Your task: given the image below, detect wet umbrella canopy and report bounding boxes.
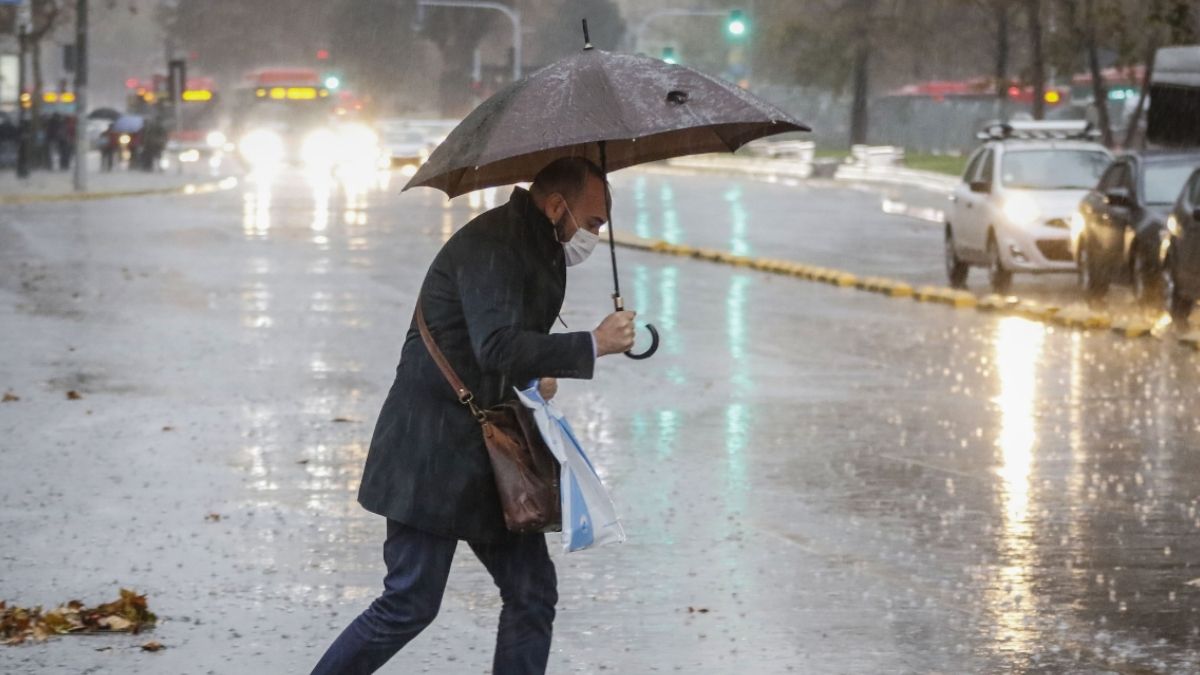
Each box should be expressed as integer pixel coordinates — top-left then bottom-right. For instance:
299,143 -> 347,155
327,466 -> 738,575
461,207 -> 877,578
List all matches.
405,46 -> 809,197
406,26 -> 810,358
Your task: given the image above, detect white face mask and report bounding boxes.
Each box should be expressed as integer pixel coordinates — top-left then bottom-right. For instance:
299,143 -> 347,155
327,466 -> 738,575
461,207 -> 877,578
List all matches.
561,204 -> 599,267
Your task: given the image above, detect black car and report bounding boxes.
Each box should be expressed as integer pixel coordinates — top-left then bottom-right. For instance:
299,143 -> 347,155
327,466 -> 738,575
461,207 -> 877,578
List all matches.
1075,151 -> 1200,303
1163,168 -> 1200,323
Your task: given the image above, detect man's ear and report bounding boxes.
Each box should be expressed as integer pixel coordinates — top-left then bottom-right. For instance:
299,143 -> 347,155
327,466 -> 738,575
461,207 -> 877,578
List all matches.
544,193 -> 566,223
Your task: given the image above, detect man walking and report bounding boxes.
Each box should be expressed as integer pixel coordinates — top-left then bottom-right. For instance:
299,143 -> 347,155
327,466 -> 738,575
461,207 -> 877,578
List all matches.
312,157 -> 635,675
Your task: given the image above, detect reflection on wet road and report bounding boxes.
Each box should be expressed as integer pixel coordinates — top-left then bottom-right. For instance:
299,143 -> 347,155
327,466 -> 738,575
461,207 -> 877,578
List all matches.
3,164 -> 1200,673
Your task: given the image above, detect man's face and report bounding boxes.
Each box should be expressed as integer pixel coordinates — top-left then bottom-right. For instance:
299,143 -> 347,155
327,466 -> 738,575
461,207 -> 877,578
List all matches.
553,174 -> 608,243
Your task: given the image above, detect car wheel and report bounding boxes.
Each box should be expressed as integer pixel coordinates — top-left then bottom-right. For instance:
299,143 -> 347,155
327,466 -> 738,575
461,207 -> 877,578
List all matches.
987,234 -> 1012,294
1164,254 -> 1194,326
1132,249 -> 1163,308
1078,238 -> 1107,301
944,227 -> 969,289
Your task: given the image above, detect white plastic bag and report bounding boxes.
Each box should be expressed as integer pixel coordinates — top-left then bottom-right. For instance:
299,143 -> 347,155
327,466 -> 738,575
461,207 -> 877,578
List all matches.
516,385 -> 626,553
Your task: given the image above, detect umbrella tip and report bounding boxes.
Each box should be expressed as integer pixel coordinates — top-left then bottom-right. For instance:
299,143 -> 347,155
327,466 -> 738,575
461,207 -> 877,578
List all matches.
581,18 -> 593,50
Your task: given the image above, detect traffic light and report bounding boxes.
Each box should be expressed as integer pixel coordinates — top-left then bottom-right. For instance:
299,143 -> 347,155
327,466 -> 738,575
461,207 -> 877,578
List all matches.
727,10 -> 747,37
661,46 -> 677,65
316,49 -> 330,61
324,75 -> 341,90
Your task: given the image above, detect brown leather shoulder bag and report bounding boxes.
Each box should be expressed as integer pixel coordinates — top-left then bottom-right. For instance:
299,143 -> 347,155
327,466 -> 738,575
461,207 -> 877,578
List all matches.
416,303 -> 561,534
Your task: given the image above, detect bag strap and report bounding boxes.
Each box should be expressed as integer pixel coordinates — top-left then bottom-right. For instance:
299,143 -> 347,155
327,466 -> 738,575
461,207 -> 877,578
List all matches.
416,301 -> 486,422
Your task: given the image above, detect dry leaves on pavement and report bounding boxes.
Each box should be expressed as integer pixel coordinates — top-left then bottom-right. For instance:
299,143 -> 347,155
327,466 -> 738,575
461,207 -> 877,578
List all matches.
1,589 -> 157,646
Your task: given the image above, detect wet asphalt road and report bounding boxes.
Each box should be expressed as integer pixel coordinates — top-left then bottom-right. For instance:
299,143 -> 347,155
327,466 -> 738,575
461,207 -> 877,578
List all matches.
3,165 -> 1200,674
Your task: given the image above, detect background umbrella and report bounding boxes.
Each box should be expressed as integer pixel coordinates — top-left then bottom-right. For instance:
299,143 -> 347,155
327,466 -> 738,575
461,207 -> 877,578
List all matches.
87,107 -> 122,121
405,21 -> 810,359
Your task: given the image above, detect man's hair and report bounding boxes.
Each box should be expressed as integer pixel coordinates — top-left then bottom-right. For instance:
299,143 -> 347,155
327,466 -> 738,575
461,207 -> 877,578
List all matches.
530,157 -> 606,203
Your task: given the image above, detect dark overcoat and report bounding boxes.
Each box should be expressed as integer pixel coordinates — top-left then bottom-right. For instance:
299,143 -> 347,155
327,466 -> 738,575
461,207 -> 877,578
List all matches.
357,187 -> 595,542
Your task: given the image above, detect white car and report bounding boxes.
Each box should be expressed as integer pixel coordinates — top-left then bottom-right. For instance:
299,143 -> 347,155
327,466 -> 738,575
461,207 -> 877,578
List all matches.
379,118 -> 457,175
945,122 -> 1112,292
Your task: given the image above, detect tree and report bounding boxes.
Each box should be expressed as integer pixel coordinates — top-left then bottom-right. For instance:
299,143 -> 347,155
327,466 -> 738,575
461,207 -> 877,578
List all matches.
416,1 -> 504,116
1024,0 -> 1046,119
848,0 -> 874,146
1082,0 -> 1113,146
522,0 -> 624,67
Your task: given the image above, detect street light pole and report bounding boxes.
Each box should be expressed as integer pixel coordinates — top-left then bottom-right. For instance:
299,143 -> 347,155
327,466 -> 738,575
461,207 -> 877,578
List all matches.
416,0 -> 522,82
73,0 -> 88,192
15,1 -> 31,179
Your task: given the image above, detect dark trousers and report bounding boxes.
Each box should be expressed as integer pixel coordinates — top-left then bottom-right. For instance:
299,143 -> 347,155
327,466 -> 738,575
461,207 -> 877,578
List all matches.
311,519 -> 558,675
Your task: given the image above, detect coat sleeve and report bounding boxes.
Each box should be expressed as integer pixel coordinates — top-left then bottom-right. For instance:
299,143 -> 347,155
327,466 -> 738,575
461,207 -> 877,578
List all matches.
454,243 -> 595,382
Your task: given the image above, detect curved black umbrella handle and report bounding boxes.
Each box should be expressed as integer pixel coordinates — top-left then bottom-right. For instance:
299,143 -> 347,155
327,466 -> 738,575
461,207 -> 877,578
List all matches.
626,323 -> 659,360
613,294 -> 660,360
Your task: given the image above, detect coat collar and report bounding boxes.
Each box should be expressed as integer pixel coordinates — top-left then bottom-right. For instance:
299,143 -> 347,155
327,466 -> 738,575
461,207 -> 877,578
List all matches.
507,186 -> 563,260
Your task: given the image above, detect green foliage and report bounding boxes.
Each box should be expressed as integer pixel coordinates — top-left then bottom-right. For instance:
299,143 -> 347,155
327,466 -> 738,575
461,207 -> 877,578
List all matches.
904,153 -> 968,176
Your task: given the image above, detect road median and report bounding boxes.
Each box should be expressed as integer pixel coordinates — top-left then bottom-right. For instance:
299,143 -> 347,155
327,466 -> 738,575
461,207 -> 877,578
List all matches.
0,176 -> 239,206
611,229 -> 1196,349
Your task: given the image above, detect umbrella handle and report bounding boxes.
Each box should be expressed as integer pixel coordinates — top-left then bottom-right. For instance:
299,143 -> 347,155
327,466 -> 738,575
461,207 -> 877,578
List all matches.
625,323 -> 659,360
613,294 -> 659,360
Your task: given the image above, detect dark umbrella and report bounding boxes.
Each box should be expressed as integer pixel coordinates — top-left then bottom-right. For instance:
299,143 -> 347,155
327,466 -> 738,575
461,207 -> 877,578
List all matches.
87,107 -> 122,121
405,23 -> 810,359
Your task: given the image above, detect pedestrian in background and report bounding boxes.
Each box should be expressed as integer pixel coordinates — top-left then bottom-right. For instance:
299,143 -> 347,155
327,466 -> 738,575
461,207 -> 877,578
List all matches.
311,157 -> 636,675
57,114 -> 76,171
100,123 -> 117,172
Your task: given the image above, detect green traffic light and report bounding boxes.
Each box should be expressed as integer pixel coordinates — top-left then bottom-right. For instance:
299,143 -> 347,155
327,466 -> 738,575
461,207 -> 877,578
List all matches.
324,76 -> 341,90
728,10 -> 747,36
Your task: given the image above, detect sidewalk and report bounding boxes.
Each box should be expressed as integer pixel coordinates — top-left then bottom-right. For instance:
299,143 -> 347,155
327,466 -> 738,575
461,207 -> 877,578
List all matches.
0,151 -> 235,204
666,150 -> 959,194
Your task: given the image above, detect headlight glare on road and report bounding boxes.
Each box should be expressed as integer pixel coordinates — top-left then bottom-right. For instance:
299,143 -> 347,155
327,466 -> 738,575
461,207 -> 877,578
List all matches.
336,124 -> 381,170
1002,194 -> 1041,226
239,129 -> 285,167
302,129 -> 339,168
206,131 -> 227,149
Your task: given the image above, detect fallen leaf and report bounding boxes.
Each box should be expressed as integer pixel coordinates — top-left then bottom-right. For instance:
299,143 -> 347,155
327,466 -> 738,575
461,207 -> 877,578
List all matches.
162,426 -> 174,432
94,646 -> 112,652
1,393 -> 18,402
98,616 -> 133,631
205,513 -> 222,522
141,640 -> 165,652
66,390 -> 82,400
1186,578 -> 1200,588
296,459 -> 310,465
331,417 -> 355,423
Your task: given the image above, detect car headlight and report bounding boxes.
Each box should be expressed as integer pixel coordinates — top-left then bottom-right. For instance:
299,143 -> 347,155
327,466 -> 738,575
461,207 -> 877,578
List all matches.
1070,211 -> 1086,240
206,131 -> 226,149
1167,215 -> 1181,238
1002,193 -> 1041,226
302,129 -> 339,168
239,129 -> 285,167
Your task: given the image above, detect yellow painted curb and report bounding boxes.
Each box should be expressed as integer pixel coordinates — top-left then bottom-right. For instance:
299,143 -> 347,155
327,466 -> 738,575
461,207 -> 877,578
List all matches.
607,231 -> 1194,351
1179,332 -> 1200,350
0,176 -> 238,206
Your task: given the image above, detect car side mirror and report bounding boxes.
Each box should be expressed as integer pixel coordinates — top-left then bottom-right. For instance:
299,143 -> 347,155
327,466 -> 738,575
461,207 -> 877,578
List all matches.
969,180 -> 991,194
1105,188 -> 1133,208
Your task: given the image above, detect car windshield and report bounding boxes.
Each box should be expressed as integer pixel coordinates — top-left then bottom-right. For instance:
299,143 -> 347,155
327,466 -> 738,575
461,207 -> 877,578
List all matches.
1000,150 -> 1109,189
1144,163 -> 1198,204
